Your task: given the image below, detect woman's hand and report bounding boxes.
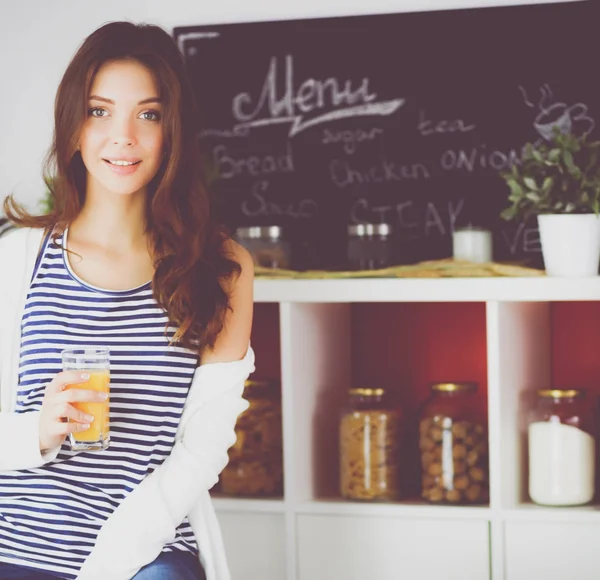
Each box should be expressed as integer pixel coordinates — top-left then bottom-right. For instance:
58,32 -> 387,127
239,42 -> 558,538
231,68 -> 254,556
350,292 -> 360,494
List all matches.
39,371 -> 108,452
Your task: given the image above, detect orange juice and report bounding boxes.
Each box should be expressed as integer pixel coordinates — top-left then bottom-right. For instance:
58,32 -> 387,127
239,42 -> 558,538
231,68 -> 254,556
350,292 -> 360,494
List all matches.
66,370 -> 110,443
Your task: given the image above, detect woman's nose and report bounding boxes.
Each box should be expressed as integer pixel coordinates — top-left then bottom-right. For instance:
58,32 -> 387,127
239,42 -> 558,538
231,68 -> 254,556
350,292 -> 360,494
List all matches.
111,118 -> 137,147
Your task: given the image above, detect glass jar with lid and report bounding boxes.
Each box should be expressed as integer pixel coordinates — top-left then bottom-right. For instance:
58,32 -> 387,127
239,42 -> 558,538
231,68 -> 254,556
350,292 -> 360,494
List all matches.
347,223 -> 393,270
220,378 -> 283,497
528,388 -> 596,506
235,226 -> 291,269
418,382 -> 489,504
339,387 -> 401,501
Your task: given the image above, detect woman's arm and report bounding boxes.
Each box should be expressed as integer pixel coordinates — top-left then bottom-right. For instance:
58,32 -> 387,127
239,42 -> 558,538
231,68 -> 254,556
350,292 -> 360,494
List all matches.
77,242 -> 255,580
0,227 -> 64,471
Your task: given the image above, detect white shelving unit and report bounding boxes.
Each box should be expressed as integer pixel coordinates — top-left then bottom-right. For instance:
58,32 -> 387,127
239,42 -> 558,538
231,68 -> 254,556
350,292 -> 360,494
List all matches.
213,278 -> 600,580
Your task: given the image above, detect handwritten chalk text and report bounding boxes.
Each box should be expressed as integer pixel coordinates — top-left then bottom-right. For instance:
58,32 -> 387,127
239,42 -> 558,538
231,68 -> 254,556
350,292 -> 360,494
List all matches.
213,144 -> 294,179
330,158 -> 430,188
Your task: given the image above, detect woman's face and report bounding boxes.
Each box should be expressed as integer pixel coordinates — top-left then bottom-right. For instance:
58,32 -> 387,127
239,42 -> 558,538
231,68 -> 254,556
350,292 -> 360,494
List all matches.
79,59 -> 164,200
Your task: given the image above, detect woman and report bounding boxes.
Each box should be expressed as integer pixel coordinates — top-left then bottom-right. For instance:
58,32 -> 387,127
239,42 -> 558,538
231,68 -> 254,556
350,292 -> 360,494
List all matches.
0,21 -> 254,580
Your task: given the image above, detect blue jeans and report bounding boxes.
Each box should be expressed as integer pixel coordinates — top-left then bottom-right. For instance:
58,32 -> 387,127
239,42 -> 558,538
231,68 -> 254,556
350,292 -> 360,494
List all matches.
0,562 -> 56,578
0,550 -> 205,579
133,550 -> 206,580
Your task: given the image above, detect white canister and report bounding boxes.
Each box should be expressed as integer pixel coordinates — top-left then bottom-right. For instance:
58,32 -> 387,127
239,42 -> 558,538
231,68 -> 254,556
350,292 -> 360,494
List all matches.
452,227 -> 493,263
527,389 -> 596,506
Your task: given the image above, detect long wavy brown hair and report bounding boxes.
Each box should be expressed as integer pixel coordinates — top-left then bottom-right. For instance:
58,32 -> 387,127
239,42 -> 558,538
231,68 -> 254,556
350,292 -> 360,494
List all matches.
3,21 -> 240,353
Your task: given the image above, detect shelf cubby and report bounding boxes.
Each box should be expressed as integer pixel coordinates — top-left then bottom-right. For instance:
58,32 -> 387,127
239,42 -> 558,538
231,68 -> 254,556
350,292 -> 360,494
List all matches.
212,302 -> 283,501
280,302 -> 489,506
507,301 -> 600,511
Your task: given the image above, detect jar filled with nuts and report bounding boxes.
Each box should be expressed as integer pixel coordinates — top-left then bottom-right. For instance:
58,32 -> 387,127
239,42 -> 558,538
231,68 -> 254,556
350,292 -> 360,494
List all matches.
220,379 -> 283,497
339,387 -> 401,502
419,382 -> 489,505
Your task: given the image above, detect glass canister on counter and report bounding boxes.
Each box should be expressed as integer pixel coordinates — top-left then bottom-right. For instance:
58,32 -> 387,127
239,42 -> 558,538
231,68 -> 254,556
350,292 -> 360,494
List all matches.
347,223 -> 393,270
528,388 -> 596,506
220,378 -> 283,497
419,382 -> 489,504
339,387 -> 401,501
235,226 -> 291,269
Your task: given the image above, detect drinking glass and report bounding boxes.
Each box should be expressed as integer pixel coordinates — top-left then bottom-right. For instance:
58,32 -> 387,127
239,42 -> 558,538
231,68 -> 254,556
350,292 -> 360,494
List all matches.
61,347 -> 110,451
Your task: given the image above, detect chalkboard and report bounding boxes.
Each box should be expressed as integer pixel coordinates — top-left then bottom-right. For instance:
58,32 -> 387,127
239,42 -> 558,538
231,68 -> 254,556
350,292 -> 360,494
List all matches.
174,1 -> 598,270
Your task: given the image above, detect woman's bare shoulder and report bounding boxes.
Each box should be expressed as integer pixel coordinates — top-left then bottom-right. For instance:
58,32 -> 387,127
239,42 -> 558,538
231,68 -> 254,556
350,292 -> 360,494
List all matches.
200,238 -> 254,365
224,238 -> 253,272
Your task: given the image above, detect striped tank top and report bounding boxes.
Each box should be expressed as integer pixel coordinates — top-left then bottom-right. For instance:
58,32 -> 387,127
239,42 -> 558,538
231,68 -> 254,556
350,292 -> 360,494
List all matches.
0,229 -> 199,578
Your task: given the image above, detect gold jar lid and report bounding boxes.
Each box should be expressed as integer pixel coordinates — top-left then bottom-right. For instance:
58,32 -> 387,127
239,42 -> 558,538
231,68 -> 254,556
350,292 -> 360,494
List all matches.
349,387 -> 385,396
537,388 -> 584,399
244,379 -> 279,393
245,379 -> 277,388
430,382 -> 477,393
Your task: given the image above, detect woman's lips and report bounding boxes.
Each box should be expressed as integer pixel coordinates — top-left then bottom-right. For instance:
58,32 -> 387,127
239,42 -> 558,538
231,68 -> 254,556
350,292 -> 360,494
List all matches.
103,159 -> 142,175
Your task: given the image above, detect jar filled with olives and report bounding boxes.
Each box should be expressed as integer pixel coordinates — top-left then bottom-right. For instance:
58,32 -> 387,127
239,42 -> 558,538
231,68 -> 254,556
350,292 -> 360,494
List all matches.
339,387 -> 401,501
220,379 -> 283,497
419,382 -> 489,505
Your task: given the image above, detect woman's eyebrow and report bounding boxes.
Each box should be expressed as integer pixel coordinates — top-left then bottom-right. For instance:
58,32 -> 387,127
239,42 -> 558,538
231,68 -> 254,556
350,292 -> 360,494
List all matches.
88,95 -> 162,105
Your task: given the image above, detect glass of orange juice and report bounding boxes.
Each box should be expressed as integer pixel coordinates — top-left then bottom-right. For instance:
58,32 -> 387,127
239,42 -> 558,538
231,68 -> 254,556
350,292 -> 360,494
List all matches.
61,347 -> 110,451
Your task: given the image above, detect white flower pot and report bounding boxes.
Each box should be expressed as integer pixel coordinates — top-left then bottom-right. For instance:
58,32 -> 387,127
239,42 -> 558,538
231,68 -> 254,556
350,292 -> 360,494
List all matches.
537,213 -> 600,277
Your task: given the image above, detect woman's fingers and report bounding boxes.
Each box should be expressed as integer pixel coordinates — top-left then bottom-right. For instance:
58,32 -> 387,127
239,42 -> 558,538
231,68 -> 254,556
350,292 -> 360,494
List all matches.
39,371 -> 105,451
57,387 -> 108,404
45,371 -> 91,397
53,415 -> 92,436
54,400 -> 95,426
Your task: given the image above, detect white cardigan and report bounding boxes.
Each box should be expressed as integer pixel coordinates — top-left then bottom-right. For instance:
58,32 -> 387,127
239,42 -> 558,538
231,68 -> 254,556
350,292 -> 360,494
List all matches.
0,227 -> 255,580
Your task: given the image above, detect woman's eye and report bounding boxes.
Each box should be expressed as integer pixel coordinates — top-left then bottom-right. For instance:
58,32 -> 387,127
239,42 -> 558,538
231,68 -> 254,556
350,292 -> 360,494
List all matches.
140,110 -> 161,122
89,107 -> 108,118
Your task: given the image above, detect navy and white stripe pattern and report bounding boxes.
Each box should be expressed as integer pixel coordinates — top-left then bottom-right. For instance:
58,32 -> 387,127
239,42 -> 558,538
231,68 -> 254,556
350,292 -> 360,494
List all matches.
0,229 -> 199,578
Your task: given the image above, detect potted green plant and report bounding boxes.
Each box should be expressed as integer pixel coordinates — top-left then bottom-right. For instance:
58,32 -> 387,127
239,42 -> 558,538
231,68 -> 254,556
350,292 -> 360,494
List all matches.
500,129 -> 600,277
